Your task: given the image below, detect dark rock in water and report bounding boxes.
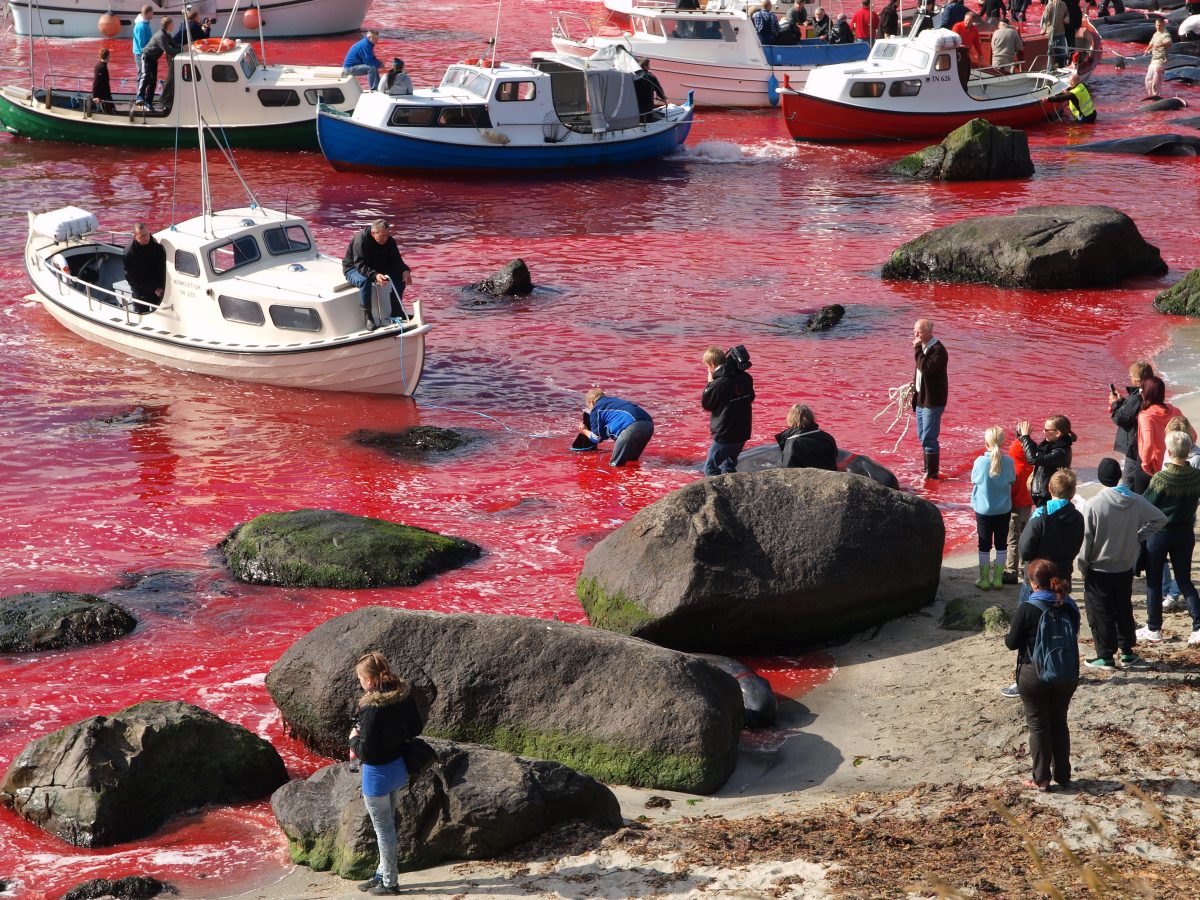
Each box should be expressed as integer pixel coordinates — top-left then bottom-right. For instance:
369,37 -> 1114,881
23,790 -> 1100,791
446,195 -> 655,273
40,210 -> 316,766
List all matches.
1144,97 -> 1189,111
577,469 -> 944,654
0,592 -> 136,653
351,426 -> 473,455
1154,267 -> 1200,315
691,654 -> 778,728
221,508 -> 481,588
101,569 -> 208,618
882,204 -> 1167,289
893,118 -> 1033,181
1072,133 -> 1200,155
471,258 -> 533,296
266,605 -> 742,793
61,876 -> 177,900
804,303 -> 845,331
735,443 -> 900,490
272,745 -> 622,879
0,700 -> 287,847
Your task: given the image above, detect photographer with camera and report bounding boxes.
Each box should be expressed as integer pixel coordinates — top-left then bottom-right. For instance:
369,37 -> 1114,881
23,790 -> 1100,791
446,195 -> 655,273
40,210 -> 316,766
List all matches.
701,345 -> 755,476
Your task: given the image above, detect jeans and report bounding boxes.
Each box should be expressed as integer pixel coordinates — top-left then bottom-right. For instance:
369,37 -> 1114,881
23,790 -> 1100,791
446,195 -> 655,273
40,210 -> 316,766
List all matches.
1145,526 -> 1200,631
1049,34 -> 1068,68
1005,505 -> 1033,576
347,267 -> 408,320
704,440 -> 744,476
610,420 -> 653,466
363,789 -> 403,887
344,63 -> 380,90
915,405 -> 943,454
137,54 -> 159,105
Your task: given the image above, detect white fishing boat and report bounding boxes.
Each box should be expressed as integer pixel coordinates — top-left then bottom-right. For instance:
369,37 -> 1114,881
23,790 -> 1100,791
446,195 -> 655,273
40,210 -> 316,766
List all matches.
551,1 -> 869,107
7,0 -> 370,39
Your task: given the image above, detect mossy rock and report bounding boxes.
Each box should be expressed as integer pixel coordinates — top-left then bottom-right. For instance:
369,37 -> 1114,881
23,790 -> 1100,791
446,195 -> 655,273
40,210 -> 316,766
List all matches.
350,426 -> 473,456
221,509 -> 481,588
0,592 -> 136,653
940,596 -> 988,632
982,604 -> 1011,634
1153,267 -> 1200,316
893,118 -> 1033,182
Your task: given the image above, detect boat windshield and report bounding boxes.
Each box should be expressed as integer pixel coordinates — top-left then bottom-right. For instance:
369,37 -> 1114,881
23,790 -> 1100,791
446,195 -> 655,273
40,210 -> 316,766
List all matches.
441,66 -> 492,98
870,43 -> 899,60
241,48 -> 259,80
209,235 -> 262,275
263,225 -> 311,256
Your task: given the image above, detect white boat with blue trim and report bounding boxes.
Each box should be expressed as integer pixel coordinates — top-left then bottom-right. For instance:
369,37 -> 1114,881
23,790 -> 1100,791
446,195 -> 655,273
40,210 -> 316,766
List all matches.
316,46 -> 694,172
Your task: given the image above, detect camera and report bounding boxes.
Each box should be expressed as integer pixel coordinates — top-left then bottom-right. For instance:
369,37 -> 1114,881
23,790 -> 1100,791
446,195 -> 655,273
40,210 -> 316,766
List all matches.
726,344 -> 752,371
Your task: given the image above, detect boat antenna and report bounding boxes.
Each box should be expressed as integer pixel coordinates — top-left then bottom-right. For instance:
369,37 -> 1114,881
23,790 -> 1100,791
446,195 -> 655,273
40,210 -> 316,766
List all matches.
490,0 -> 503,66
254,2 -> 267,67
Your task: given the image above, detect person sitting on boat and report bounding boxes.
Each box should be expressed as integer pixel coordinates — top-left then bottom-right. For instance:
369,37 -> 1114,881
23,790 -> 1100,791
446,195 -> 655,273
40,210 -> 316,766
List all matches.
381,58 -> 413,96
952,11 -> 984,65
879,0 -> 901,37
123,223 -> 167,314
579,388 -> 655,467
343,29 -> 384,92
776,404 -> 838,471
942,0 -> 968,28
989,16 -> 1025,72
634,58 -> 668,120
137,17 -> 179,112
1059,71 -> 1097,122
343,219 -> 412,330
850,0 -> 880,42
775,4 -> 809,45
811,6 -> 832,40
828,12 -> 856,43
752,0 -> 781,44
91,48 -> 115,115
132,4 -> 154,84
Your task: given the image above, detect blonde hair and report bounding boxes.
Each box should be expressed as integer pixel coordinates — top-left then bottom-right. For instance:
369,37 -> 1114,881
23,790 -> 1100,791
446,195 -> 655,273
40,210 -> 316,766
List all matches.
1166,415 -> 1193,435
984,426 -> 1005,477
355,650 -> 408,701
585,387 -> 605,407
703,346 -> 726,368
786,404 -> 816,430
1049,468 -> 1077,500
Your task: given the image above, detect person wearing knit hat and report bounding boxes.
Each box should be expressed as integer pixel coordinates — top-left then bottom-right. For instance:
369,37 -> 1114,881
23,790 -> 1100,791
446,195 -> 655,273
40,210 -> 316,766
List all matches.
1078,457 -> 1166,669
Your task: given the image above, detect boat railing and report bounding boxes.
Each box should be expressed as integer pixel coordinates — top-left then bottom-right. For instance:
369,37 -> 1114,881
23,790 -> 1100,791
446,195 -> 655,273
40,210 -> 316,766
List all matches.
45,255 -> 149,324
552,12 -> 597,44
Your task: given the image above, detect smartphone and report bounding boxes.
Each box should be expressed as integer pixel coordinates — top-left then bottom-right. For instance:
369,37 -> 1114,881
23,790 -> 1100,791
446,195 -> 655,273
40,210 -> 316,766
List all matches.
1110,382 -> 1117,393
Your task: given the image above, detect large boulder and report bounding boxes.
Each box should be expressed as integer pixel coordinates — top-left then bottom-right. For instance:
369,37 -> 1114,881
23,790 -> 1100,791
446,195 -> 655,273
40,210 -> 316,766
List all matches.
61,876 -> 176,900
893,118 -> 1034,181
881,205 -> 1167,289
576,469 -> 943,653
470,258 -> 533,296
1154,267 -> 1200,315
266,607 -> 742,793
0,592 -> 136,653
272,742 -> 622,878
221,509 -> 481,588
0,701 -> 287,847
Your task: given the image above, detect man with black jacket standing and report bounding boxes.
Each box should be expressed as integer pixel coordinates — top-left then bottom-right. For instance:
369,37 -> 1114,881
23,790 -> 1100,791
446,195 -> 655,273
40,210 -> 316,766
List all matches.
1110,361 -> 1152,490
911,319 -> 948,480
701,346 -> 755,476
122,222 -> 166,313
343,219 -> 412,330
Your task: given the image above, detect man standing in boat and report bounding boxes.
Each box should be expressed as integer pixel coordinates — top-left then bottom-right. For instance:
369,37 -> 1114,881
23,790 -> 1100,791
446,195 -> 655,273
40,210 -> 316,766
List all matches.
751,0 -> 780,45
123,223 -> 167,314
343,220 -> 412,330
132,4 -> 153,85
911,319 -> 948,481
343,29 -> 384,92
137,17 -> 179,112
990,17 -> 1024,72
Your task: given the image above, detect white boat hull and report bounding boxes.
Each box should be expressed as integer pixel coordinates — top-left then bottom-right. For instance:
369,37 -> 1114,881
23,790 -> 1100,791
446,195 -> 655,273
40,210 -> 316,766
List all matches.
8,0 -> 370,39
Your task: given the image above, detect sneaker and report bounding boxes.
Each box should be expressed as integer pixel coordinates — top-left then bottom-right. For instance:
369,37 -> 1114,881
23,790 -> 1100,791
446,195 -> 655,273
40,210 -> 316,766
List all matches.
1001,571 -> 1019,585
1120,654 -> 1149,669
366,884 -> 401,896
1136,626 -> 1163,643
1189,630 -> 1200,646
1000,682 -> 1020,698
1084,657 -> 1115,669
357,875 -> 382,892
1165,596 -> 1185,613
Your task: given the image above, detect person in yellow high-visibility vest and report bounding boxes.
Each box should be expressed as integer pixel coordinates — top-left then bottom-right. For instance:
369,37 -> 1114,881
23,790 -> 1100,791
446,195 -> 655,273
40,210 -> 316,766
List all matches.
1065,72 -> 1097,123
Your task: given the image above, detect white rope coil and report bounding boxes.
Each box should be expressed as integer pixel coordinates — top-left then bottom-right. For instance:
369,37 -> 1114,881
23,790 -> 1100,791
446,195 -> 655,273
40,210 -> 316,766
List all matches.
874,383 -> 914,455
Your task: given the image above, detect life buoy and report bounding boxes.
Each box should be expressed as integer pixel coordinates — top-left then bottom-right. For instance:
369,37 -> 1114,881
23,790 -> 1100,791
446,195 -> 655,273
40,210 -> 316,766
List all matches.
191,37 -> 235,53
462,58 -> 478,65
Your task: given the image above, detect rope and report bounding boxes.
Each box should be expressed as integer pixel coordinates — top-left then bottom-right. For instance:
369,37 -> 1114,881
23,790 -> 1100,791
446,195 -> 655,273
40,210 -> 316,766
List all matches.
873,383 -> 914,454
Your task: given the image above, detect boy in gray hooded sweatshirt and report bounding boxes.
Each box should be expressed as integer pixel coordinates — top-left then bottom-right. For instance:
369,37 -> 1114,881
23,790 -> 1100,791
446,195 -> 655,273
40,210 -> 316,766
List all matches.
1077,457 -> 1166,668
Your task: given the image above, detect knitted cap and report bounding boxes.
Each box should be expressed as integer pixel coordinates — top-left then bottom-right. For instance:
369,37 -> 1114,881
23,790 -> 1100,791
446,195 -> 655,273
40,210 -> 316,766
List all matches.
1097,457 -> 1122,487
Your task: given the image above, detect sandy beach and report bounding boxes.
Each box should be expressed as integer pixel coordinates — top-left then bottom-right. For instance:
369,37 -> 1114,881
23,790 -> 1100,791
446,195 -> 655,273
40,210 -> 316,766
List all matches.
235,386 -> 1200,899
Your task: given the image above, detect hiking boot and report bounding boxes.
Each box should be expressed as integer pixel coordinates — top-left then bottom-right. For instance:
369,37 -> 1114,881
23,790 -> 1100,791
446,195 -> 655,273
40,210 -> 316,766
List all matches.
1136,626 -> 1163,643
366,884 -> 401,896
991,563 -> 1005,590
1120,654 -> 1149,669
975,565 -> 991,590
1001,570 -> 1019,585
357,875 -> 382,892
1084,657 -> 1115,669
1000,682 -> 1020,698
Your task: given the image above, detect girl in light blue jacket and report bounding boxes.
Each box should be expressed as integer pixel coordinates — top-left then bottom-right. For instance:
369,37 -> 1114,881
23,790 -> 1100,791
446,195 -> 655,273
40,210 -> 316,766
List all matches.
972,426 -> 1016,590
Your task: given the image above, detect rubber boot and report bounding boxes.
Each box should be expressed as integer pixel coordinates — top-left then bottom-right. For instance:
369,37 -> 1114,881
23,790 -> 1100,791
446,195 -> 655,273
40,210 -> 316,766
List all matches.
991,563 -> 1005,589
975,565 -> 991,590
924,451 -> 940,480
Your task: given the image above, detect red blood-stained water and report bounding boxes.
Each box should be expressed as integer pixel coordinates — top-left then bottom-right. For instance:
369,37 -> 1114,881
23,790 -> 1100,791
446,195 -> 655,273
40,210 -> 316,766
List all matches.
0,1 -> 1197,895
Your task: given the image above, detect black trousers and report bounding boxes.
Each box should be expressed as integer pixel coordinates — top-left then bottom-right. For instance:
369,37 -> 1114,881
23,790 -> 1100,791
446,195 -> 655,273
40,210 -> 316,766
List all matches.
1018,662 -> 1076,786
1083,568 -> 1135,661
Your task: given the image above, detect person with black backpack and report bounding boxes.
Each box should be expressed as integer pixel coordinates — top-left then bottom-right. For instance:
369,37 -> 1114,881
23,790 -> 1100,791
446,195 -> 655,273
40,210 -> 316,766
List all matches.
1004,559 -> 1080,792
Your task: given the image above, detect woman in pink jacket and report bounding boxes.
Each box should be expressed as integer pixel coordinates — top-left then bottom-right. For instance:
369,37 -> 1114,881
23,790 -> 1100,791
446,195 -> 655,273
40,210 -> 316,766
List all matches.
1138,377 -> 1190,482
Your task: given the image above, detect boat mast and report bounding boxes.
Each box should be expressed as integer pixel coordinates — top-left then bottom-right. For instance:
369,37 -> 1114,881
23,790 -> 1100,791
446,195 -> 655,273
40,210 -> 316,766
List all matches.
489,0 -> 503,66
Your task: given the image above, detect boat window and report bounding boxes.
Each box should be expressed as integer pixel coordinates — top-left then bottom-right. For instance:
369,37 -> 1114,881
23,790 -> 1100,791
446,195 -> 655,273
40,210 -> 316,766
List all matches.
388,106 -> 437,126
889,79 -> 922,97
901,47 -> 930,68
241,48 -> 259,79
495,81 -> 536,101
848,81 -> 886,98
174,250 -> 201,277
632,15 -> 665,37
871,43 -> 899,60
442,66 -> 471,88
218,295 -> 266,325
304,87 -> 345,105
209,236 -> 261,275
181,64 -> 202,82
258,89 -> 300,107
263,225 -> 312,255
269,305 -> 322,332
465,74 -> 492,97
664,18 -> 729,40
935,53 -> 952,71
438,105 -> 492,127
212,64 -> 239,83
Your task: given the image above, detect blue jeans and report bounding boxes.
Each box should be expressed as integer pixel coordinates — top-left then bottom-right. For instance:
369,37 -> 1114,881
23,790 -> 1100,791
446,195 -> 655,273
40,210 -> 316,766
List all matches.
704,440 -> 744,476
1145,527 -> 1200,631
915,405 -> 943,454
363,789 -> 403,887
346,267 -> 408,320
1049,34 -> 1068,68
344,63 -> 380,90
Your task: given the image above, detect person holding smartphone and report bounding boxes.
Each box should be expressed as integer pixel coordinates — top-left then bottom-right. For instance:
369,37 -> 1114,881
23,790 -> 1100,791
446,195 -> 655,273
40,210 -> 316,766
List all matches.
1110,361 -> 1152,491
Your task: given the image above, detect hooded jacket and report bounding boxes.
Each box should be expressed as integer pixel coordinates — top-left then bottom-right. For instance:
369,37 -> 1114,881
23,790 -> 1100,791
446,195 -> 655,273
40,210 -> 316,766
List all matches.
350,685 -> 424,766
1078,487 -> 1166,574
702,364 -> 755,444
775,424 -> 838,471
1110,385 -> 1141,457
1137,403 -> 1185,475
1019,501 -> 1084,582
1008,438 -> 1034,508
1020,431 -> 1076,507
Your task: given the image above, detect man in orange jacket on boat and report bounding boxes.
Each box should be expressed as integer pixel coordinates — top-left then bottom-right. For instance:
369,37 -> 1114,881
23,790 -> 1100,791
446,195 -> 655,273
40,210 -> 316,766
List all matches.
343,219 -> 412,331
952,12 -> 984,66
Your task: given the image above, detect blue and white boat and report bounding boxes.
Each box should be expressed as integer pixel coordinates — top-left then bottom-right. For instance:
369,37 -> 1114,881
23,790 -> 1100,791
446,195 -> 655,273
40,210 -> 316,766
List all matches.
316,46 -> 694,172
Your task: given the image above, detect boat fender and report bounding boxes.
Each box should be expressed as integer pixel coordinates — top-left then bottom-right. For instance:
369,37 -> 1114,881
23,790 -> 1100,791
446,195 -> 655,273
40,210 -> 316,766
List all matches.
768,73 -> 780,106
192,37 -> 236,53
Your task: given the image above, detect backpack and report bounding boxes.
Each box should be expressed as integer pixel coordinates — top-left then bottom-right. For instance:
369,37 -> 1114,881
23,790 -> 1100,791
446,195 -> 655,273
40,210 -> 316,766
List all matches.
1028,598 -> 1079,685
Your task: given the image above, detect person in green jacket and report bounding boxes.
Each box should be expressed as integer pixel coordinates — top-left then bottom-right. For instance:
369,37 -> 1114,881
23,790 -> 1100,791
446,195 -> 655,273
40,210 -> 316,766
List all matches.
1139,431 -> 1200,646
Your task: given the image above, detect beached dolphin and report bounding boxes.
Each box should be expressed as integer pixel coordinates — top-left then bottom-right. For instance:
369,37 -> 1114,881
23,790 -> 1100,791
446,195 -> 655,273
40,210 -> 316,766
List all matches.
1071,133 -> 1200,155
735,443 -> 900,489
691,654 -> 778,728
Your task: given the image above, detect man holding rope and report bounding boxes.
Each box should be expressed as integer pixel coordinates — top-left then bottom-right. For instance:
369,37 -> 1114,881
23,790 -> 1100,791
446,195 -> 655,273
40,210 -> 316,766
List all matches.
912,319 -> 948,480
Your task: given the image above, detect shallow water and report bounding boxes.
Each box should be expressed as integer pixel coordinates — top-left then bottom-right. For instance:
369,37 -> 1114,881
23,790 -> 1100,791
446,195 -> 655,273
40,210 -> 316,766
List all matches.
0,2 -> 1198,895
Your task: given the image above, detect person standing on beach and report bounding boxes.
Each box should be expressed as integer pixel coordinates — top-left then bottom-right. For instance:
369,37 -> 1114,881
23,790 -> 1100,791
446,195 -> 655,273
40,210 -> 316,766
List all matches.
911,319 -> 948,481
701,346 -> 755,476
1136,376 -> 1190,487
1110,361 -> 1152,491
971,426 -> 1015,590
1076,457 -> 1165,670
579,388 -> 655,467
1001,433 -> 1035,587
1018,415 -> 1075,508
1018,469 -> 1084,600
